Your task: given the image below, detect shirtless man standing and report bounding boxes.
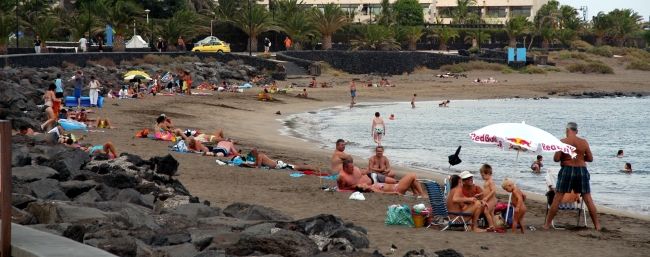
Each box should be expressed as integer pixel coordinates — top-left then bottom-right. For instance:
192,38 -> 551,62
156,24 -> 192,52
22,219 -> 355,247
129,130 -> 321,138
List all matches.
544,122 -> 601,230
368,146 -> 395,177
371,112 -> 386,146
446,174 -> 486,232
331,139 -> 351,173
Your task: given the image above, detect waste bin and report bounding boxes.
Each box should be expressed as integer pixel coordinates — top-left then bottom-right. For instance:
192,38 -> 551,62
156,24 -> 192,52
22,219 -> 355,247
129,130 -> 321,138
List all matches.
412,214 -> 425,228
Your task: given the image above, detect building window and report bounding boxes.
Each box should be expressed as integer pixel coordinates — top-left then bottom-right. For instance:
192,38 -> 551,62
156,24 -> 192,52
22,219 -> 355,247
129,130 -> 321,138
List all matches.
437,7 -> 454,18
487,7 -> 507,18
510,6 -> 531,17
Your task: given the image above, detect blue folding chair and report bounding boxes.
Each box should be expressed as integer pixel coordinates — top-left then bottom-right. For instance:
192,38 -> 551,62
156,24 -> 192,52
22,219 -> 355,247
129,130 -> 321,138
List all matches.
422,181 -> 473,231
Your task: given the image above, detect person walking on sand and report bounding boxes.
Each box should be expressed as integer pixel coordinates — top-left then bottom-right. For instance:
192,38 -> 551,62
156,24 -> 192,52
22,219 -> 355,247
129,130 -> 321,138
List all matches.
543,122 -> 601,231
411,93 -> 417,108
350,80 -> 357,107
371,112 -> 385,146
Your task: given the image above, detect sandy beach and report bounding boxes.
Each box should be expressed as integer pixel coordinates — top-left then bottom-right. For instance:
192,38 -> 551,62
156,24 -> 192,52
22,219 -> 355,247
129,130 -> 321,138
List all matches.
82,65 -> 650,256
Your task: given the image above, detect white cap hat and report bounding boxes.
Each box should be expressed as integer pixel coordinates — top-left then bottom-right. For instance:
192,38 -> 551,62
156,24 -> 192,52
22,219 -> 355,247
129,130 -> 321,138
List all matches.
459,171 -> 474,179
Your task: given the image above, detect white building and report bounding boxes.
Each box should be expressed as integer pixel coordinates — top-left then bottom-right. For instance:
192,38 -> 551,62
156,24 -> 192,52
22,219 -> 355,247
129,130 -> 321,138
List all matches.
254,0 -> 548,24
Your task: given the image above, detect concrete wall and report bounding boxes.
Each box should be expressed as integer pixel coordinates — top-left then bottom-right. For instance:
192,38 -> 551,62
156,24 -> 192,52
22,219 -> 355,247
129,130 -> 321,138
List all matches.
0,52 -> 280,71
279,50 -> 505,75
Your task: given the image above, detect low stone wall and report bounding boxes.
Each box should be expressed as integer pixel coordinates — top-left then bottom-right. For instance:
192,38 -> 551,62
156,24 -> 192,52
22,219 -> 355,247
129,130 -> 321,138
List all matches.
280,50 -> 505,75
0,52 -> 279,71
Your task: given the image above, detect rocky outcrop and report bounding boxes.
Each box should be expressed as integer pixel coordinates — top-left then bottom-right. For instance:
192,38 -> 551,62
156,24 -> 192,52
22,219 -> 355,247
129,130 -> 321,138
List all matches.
10,136 -> 375,257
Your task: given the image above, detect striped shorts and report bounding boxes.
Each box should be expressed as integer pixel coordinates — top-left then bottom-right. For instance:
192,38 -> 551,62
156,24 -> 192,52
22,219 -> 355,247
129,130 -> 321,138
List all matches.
556,166 -> 591,194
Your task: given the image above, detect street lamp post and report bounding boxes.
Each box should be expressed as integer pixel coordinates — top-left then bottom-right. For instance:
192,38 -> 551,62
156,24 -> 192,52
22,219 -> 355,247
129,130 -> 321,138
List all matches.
145,9 -> 150,48
210,20 -> 214,37
15,0 -> 19,48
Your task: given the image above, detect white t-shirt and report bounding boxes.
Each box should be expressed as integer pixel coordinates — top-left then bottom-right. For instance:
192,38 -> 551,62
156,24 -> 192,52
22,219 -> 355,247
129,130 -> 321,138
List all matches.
79,38 -> 87,48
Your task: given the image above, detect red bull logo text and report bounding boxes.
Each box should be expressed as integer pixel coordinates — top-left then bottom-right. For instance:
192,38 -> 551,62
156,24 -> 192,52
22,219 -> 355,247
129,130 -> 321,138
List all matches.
541,143 -> 575,155
470,133 -> 497,143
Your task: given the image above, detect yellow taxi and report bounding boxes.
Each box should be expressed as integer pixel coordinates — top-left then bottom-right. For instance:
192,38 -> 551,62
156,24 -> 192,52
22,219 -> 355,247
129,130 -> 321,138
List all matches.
191,40 -> 231,53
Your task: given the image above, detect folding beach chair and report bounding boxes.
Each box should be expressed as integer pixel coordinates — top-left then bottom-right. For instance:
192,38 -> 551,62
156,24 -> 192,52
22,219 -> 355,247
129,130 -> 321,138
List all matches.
544,172 -> 588,229
422,180 -> 473,231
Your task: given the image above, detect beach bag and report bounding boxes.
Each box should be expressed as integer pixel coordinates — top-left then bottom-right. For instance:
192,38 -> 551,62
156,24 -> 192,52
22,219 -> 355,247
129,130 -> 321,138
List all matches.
385,204 -> 414,227
171,140 -> 188,153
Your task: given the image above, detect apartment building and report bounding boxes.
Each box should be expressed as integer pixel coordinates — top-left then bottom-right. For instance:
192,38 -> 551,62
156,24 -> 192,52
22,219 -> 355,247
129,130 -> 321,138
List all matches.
255,0 -> 547,24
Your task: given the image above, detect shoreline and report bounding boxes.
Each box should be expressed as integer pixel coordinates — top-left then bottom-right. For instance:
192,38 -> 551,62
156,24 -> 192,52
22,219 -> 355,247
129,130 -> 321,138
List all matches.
275,98 -> 650,221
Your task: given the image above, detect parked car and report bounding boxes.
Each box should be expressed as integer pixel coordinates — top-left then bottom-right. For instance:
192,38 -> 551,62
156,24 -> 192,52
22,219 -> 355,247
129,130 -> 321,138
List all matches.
191,40 -> 231,53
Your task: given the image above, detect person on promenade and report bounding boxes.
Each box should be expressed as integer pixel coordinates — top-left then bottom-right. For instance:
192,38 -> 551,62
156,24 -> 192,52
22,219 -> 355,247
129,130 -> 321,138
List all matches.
371,112 -> 385,146
446,174 -> 486,232
97,36 -> 104,52
479,164 -> 497,230
502,179 -> 527,233
40,84 -> 60,131
284,36 -> 292,50
543,122 -> 601,231
368,146 -> 395,178
34,35 -> 42,53
356,173 -> 426,197
89,76 -> 101,107
331,139 -> 351,172
531,155 -> 543,173
264,37 -> 271,53
411,94 -> 416,108
79,36 -> 88,52
350,80 -> 357,107
177,36 -> 185,51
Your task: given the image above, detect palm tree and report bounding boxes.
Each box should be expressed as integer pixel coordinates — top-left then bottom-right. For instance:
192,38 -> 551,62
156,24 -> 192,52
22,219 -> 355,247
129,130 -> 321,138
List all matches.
0,11 -> 14,54
158,10 -> 201,46
377,0 -> 394,26
398,26 -> 424,51
212,0 -> 244,21
92,0 -> 143,37
432,27 -> 459,50
452,0 -> 478,24
464,30 -> 491,48
230,3 -> 277,52
279,12 -> 317,50
58,3 -> 97,41
504,16 -> 531,47
607,9 -> 642,47
591,12 -> 611,46
533,0 -> 560,49
350,25 -> 400,51
31,15 -> 60,52
311,4 -> 349,50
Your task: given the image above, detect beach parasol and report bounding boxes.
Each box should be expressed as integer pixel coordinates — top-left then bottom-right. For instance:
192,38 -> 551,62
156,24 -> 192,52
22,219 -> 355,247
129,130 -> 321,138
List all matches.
123,70 -> 152,82
469,122 -> 576,157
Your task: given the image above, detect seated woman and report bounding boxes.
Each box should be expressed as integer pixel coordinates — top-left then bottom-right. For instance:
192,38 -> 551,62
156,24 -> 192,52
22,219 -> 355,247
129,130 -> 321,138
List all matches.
258,88 -> 273,101
154,115 -> 187,141
355,173 -> 426,197
296,89 -> 308,98
248,148 -> 319,172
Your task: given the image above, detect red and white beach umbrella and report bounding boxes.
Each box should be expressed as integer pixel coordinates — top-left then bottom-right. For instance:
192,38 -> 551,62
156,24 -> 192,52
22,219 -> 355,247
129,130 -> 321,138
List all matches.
469,122 -> 576,157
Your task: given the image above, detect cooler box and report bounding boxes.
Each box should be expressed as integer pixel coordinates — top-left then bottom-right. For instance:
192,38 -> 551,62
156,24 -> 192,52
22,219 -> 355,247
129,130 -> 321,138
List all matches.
64,96 -> 104,108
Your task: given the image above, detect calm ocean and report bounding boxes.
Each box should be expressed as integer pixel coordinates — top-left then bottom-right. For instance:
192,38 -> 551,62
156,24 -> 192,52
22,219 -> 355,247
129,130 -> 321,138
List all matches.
283,98 -> 650,216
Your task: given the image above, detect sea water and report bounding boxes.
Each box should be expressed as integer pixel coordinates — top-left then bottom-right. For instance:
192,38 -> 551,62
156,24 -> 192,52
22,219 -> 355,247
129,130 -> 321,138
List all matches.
283,98 -> 650,216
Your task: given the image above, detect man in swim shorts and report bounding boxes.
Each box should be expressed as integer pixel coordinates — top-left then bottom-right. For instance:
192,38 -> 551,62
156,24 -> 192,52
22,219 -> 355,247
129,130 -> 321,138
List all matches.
543,122 -> 601,231
337,157 -> 373,191
371,112 -> 385,146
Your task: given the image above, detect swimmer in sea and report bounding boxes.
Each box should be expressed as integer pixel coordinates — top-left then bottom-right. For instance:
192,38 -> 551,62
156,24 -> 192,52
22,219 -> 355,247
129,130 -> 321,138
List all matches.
389,114 -> 395,120
371,112 -> 385,146
623,162 -> 632,173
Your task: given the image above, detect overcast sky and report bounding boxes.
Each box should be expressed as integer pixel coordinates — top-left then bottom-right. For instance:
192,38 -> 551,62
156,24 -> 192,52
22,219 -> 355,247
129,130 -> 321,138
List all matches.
559,0 -> 649,21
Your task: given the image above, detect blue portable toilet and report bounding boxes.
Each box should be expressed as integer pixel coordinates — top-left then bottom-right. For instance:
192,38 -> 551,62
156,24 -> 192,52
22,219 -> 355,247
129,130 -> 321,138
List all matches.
507,48 -> 515,63
516,48 -> 526,62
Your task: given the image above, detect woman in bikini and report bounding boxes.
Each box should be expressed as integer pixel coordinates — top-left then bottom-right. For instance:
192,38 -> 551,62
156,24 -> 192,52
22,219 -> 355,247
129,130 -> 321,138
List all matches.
371,112 -> 385,146
356,173 -> 426,197
41,84 -> 61,131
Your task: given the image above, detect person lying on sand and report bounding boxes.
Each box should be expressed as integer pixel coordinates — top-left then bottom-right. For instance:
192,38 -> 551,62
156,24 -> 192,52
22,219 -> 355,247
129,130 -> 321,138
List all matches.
199,139 -> 239,157
296,88 -> 308,98
355,173 -> 426,197
186,129 -> 227,144
248,148 -> 320,172
447,174 -> 487,232
64,138 -> 118,158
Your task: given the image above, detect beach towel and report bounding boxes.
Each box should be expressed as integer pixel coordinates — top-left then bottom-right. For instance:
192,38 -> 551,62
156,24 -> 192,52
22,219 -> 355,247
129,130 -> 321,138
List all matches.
154,131 -> 176,141
171,140 -> 188,153
191,92 -> 213,96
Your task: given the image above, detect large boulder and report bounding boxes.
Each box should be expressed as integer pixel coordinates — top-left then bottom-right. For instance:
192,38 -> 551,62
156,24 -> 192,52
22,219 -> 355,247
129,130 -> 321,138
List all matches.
12,165 -> 58,182
227,228 -> 319,257
28,178 -> 69,201
223,202 -> 292,222
24,201 -> 110,224
167,203 -> 221,220
60,180 -> 98,199
149,154 -> 179,176
74,188 -> 103,203
39,147 -> 90,180
12,206 -> 38,225
155,243 -> 198,257
12,193 -> 37,209
84,229 -> 138,257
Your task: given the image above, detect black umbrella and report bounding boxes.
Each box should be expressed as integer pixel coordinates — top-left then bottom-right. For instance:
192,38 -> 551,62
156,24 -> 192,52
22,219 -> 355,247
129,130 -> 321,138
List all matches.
448,146 -> 462,169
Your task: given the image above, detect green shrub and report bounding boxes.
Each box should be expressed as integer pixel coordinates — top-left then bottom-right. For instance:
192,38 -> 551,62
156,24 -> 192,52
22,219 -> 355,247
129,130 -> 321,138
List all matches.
557,50 -> 590,61
546,66 -> 563,72
440,61 -> 507,72
501,67 -> 515,74
566,61 -> 614,74
468,47 -> 480,54
586,46 -> 613,57
570,40 -> 593,51
519,65 -> 547,74
626,59 -> 650,71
